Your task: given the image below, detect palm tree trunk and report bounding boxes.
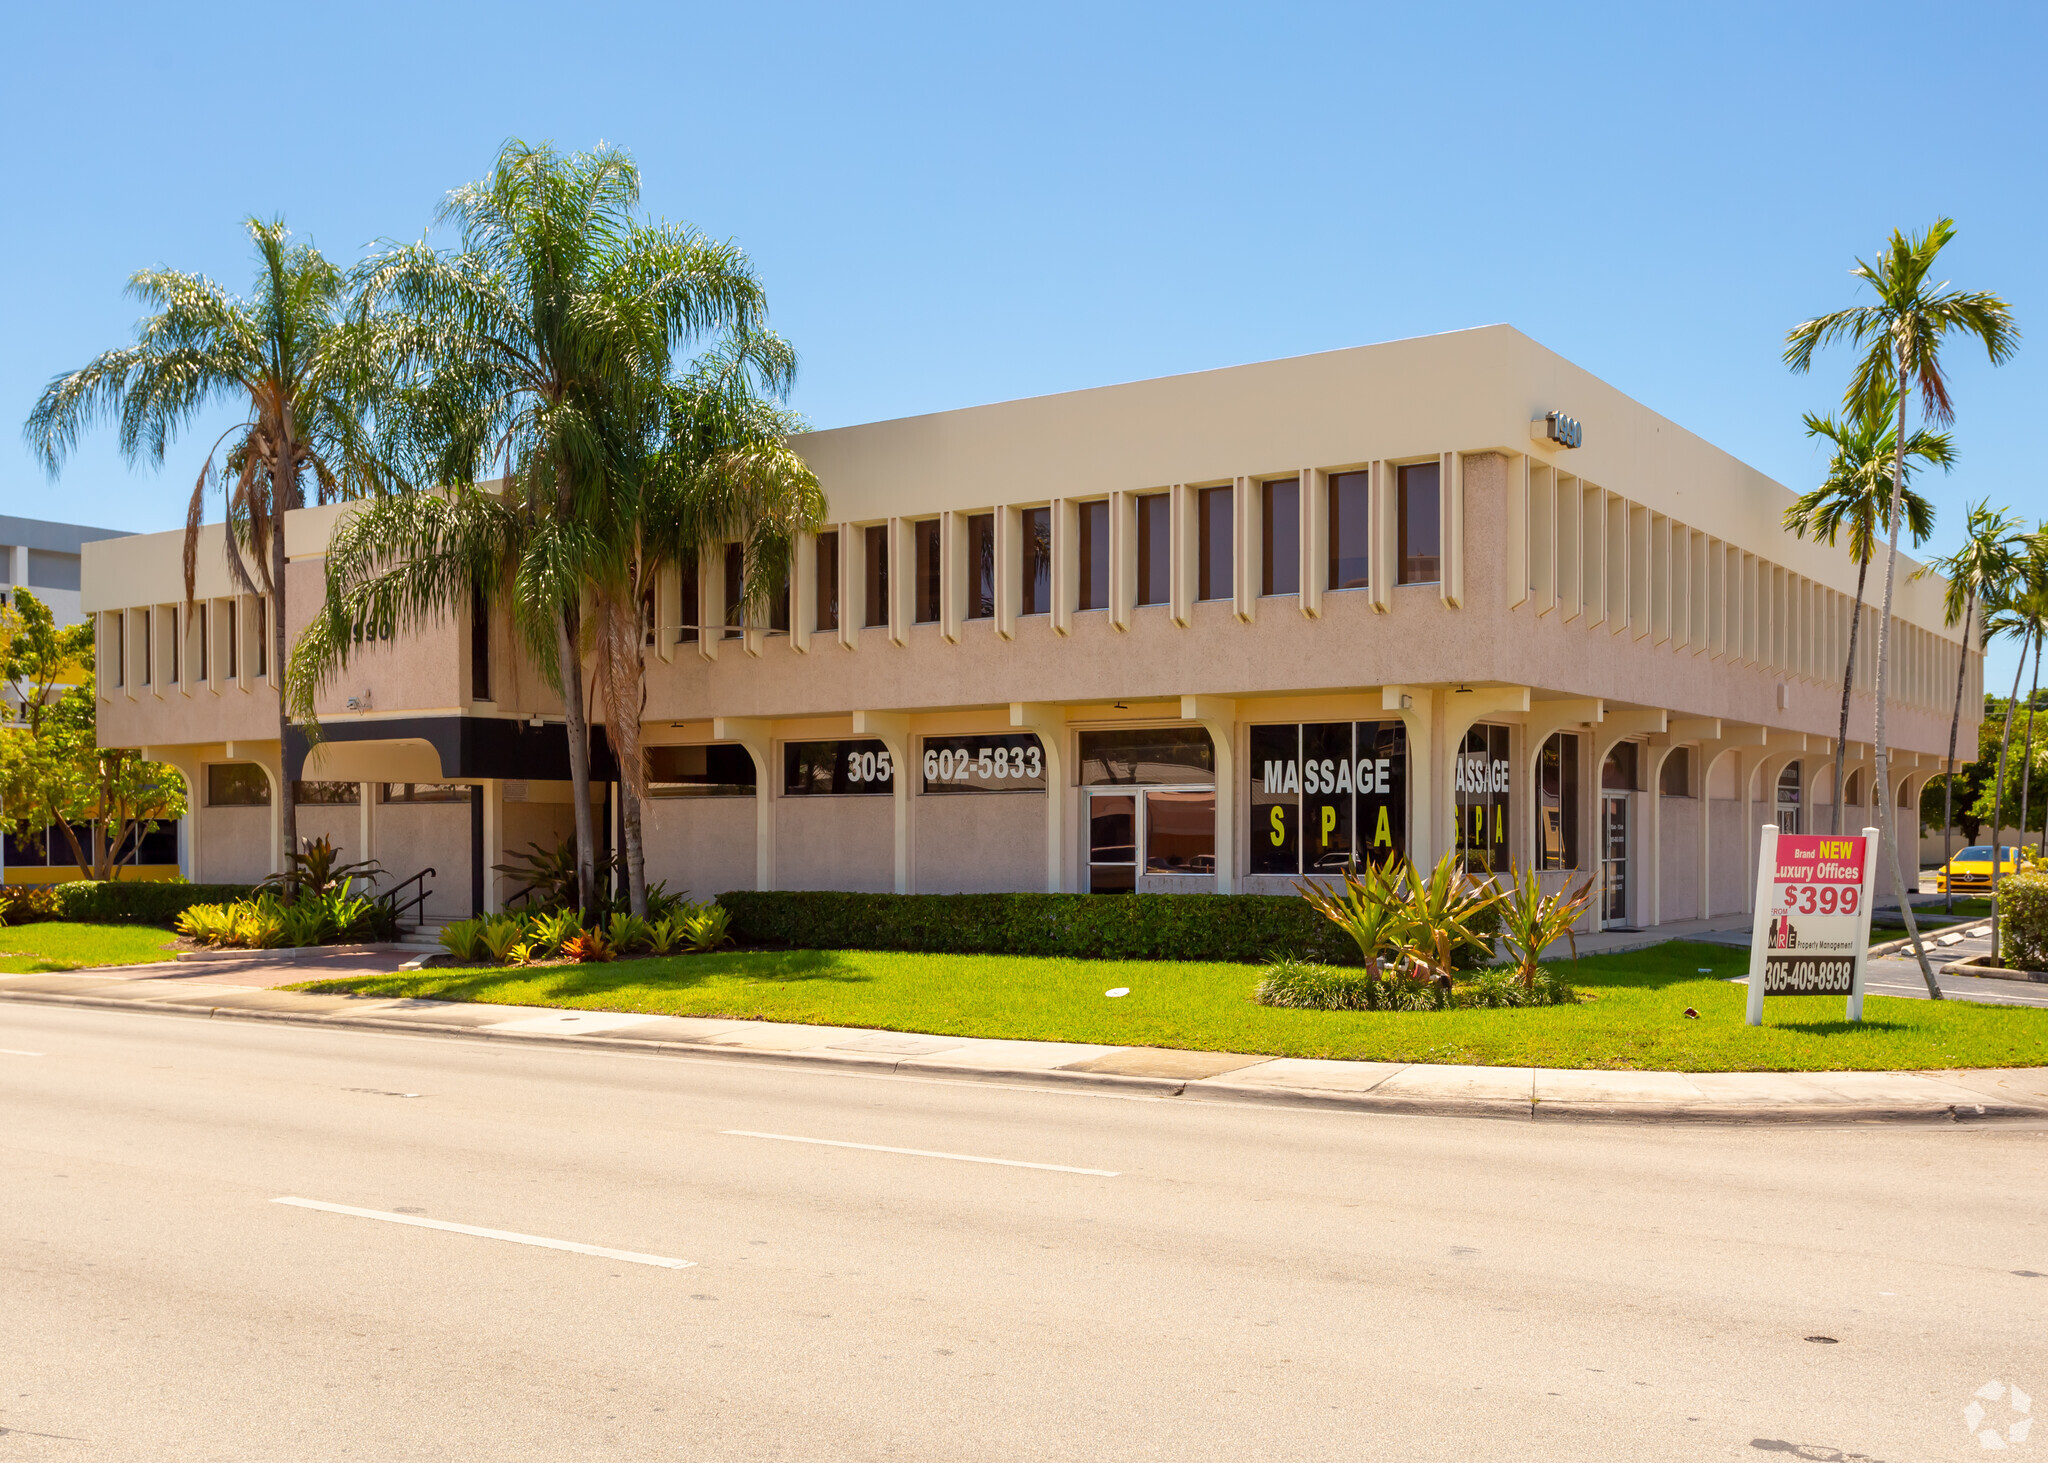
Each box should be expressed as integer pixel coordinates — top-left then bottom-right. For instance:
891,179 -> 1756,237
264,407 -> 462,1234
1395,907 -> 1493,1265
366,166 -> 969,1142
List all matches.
1832,554 -> 1870,835
2018,636 -> 2042,866
556,606 -> 598,923
272,509 -> 298,895
1989,631 -> 2030,948
1876,378 -> 1940,997
1942,594 -> 1974,914
619,779 -> 647,918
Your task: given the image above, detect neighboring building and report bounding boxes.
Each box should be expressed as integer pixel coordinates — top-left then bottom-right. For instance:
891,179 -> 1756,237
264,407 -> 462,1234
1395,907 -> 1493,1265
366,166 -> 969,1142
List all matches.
1,513 -> 168,884
78,326 -> 1980,928
1,514 -> 130,628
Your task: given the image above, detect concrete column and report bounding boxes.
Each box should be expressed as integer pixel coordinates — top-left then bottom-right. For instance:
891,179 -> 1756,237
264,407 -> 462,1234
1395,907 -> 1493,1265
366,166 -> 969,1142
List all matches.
1380,685 -> 1436,868
1181,696 -> 1237,890
1010,703 -> 1069,893
481,779 -> 503,914
852,712 -> 912,894
358,781 -> 376,893
714,717 -> 777,892
1640,743 -> 1678,926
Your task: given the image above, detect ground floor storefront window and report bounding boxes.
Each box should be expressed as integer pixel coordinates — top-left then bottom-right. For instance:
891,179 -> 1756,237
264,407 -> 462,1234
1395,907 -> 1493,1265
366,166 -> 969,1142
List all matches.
1078,728 -> 1214,892
1249,721 -> 1407,875
1455,724 -> 1511,873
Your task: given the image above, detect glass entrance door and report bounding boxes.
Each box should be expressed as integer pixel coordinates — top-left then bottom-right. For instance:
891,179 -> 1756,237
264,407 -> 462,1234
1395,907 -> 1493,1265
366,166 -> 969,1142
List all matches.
1601,795 -> 1629,928
1088,792 -> 1137,893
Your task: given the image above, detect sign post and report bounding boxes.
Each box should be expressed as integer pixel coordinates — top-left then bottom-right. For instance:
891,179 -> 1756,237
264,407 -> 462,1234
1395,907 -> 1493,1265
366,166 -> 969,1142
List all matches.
1745,825 -> 1881,1026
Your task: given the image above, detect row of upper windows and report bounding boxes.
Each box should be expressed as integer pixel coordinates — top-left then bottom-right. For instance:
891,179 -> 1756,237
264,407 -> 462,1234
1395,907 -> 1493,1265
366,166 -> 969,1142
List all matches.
657,466 -> 1447,640
100,597 -> 268,695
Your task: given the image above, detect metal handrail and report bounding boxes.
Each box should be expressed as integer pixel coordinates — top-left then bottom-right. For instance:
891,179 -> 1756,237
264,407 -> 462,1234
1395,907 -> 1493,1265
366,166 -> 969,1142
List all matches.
380,867 -> 436,927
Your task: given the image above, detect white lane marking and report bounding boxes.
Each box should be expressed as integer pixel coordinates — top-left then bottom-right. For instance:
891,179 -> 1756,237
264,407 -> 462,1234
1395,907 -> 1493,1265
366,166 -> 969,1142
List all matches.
271,1197 -> 693,1268
0,1048 -> 46,1057
722,1129 -> 1119,1176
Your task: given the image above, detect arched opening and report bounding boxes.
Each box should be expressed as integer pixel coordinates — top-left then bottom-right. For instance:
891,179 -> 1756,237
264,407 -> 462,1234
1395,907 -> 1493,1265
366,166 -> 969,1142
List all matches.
1776,761 -> 1802,836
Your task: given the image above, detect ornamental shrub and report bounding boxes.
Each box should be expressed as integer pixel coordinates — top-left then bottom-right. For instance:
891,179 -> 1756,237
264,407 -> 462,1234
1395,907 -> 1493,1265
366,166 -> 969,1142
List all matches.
1998,872 -> 2048,972
50,881 -> 257,925
716,890 -> 1368,964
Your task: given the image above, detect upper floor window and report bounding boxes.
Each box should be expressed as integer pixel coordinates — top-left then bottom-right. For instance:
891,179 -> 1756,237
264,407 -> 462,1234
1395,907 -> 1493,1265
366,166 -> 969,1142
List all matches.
1397,462 -> 1441,584
223,599 -> 236,679
1136,493 -> 1170,607
914,519 -> 941,624
1077,500 -> 1109,612
679,555 -> 700,644
723,544 -> 745,638
815,530 -> 839,634
140,608 -> 153,686
1329,470 -> 1369,590
1197,486 -> 1232,601
966,514 -> 994,620
113,610 -> 126,688
254,598 -> 268,678
196,602 -> 209,683
1261,478 -> 1299,596
863,525 -> 889,629
472,588 -> 492,698
1021,507 -> 1051,616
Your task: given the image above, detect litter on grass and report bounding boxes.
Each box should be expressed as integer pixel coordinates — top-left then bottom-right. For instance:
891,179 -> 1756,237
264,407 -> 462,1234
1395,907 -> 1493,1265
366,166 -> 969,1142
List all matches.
1105,987 -> 1130,998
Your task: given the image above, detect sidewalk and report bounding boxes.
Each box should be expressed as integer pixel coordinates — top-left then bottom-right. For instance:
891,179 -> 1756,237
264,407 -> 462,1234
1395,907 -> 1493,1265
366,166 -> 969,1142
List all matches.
4,959 -> 2045,1124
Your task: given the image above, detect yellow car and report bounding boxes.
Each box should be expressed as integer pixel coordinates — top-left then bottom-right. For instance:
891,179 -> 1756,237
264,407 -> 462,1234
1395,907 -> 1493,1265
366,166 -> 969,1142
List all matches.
1933,845 -> 2033,894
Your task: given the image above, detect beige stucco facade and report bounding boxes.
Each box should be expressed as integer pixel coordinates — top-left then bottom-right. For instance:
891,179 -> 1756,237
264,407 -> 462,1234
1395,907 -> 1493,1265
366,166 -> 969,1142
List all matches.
82,325 -> 1978,929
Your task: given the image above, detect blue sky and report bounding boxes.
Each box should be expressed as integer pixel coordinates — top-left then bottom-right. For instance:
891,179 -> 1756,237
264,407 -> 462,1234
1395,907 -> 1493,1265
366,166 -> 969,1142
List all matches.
4,0 -> 2042,689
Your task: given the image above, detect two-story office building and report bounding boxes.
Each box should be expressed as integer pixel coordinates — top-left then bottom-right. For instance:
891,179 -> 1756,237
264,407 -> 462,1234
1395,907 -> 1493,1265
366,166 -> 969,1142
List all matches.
81,326 -> 1978,928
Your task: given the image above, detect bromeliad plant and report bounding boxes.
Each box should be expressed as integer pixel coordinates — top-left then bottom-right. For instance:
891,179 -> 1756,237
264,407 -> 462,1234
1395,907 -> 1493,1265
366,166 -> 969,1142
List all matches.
1294,856 -> 1408,977
1389,852 -> 1506,982
1494,865 -> 1597,994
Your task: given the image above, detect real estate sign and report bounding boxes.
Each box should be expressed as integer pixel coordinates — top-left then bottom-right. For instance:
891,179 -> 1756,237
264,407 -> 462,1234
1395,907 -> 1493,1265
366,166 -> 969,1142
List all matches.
1745,825 -> 1880,1025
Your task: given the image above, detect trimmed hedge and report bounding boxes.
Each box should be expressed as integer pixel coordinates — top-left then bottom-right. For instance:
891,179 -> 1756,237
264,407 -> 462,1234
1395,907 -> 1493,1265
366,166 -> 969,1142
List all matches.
0,881 -> 258,927
716,890 -> 1410,965
1998,872 -> 2048,972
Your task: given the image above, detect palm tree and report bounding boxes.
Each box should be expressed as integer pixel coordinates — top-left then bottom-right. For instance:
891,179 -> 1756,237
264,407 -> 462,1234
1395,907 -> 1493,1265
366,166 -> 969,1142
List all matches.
590,333 -> 825,915
289,139 -> 773,918
1781,397 -> 1945,834
24,218 -> 378,886
1785,219 -> 2019,998
1923,503 -> 2024,911
1977,554 -> 2045,945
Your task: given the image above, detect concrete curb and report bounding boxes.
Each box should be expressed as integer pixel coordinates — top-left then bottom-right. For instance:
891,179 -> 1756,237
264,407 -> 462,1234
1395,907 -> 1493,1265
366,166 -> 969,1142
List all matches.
5,986 -> 2043,1126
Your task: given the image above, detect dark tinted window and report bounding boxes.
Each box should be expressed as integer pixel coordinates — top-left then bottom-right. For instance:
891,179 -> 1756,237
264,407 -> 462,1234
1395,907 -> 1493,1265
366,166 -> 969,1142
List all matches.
648,744 -> 757,797
1262,479 -> 1299,596
864,525 -> 889,629
1078,501 -> 1109,611
1198,487 -> 1232,601
1329,470 -> 1369,590
814,531 -> 839,633
966,514 -> 994,619
1136,493 -> 1170,607
1397,462 -> 1441,584
914,519 -> 941,624
1078,728 -> 1214,785
294,780 -> 360,805
206,763 -> 270,806
1021,508 -> 1051,615
783,738 -> 896,795
1539,732 -> 1581,870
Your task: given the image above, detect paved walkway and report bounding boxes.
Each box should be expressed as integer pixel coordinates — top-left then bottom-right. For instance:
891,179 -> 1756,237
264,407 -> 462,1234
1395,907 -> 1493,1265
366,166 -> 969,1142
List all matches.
4,957 -> 2045,1125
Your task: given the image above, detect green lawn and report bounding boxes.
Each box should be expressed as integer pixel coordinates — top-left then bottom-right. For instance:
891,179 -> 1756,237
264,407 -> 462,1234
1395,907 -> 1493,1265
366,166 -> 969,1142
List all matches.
296,940 -> 2048,1073
0,922 -> 181,973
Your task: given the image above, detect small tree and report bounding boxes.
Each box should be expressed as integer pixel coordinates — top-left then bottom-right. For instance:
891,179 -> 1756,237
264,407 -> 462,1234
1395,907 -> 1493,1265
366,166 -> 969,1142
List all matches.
0,590 -> 186,878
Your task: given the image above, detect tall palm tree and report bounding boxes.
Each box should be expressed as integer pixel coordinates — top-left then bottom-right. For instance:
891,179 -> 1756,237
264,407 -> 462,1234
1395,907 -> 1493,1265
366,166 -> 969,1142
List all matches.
1781,398 -> 1945,833
1923,502 -> 2024,911
589,332 -> 825,915
1979,577 -> 2039,944
1786,218 -> 2019,998
289,139 -> 772,918
24,218 -> 378,885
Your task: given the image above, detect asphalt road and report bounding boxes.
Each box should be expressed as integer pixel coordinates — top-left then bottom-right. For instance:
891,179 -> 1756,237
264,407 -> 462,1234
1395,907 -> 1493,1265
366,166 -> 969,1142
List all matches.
2,1002 -> 2044,1462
